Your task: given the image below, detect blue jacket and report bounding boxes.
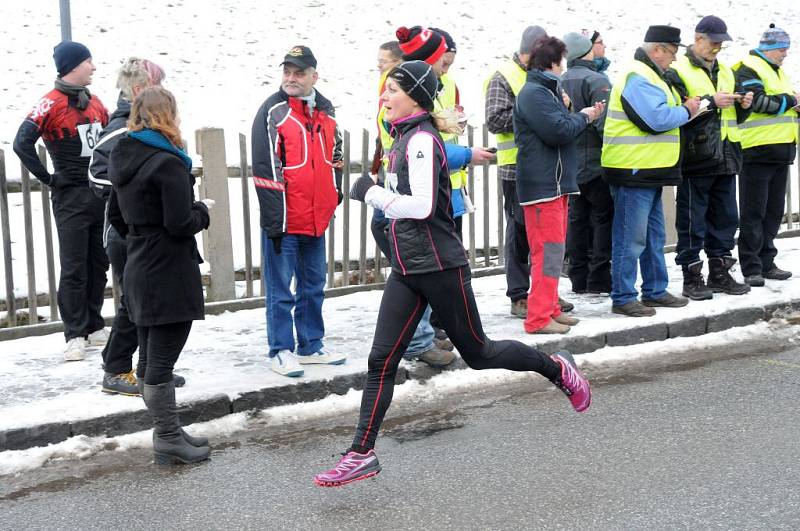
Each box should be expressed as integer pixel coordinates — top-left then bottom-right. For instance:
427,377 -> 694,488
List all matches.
513,69 -> 589,205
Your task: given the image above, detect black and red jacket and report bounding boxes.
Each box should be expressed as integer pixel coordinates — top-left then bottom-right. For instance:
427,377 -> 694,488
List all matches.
251,88 -> 343,238
13,88 -> 108,189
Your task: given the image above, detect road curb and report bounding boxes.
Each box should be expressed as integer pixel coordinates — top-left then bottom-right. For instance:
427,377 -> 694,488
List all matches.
2,299 -> 799,452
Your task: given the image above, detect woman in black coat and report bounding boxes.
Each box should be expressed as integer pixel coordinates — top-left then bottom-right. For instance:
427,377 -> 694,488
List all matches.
107,86 -> 211,465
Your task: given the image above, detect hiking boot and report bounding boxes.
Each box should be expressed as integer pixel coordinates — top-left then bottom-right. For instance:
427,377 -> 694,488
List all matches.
558,297 -> 574,313
510,299 -> 527,319
611,301 -> 656,317
87,328 -> 110,347
102,370 -> 139,396
270,350 -> 304,377
143,381 -> 210,465
528,318 -> 570,334
551,351 -> 591,412
314,449 -> 382,487
433,337 -> 454,351
744,274 -> 765,287
64,337 -> 86,361
641,292 -> 688,308
682,261 -> 713,301
554,314 -> 580,326
298,349 -> 347,365
707,257 -> 750,295
416,346 -> 456,367
764,267 -> 792,281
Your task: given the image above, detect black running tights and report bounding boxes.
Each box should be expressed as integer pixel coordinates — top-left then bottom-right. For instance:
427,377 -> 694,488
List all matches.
352,266 -> 560,450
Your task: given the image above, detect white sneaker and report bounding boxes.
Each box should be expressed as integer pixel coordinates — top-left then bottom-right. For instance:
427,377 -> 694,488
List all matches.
64,337 -> 87,361
87,328 -> 110,347
298,349 -> 346,365
270,350 -> 304,377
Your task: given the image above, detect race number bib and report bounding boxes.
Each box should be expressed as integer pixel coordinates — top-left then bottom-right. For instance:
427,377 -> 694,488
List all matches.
77,122 -> 102,157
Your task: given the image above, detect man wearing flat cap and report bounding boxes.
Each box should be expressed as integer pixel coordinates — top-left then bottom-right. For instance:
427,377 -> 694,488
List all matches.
665,15 -> 753,301
13,41 -> 109,361
733,23 -> 799,286
601,25 -> 702,317
251,45 -> 346,377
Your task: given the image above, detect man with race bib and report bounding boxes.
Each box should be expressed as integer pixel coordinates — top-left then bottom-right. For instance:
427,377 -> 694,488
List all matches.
14,41 -> 110,361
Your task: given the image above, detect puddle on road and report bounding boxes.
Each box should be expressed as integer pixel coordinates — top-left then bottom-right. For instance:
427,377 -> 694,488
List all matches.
382,410 -> 468,444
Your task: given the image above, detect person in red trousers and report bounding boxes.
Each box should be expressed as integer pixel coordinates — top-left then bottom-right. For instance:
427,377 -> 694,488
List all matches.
513,37 -> 604,334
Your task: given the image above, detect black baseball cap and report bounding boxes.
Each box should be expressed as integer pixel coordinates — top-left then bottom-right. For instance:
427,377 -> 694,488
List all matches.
695,15 -> 732,42
280,45 -> 317,69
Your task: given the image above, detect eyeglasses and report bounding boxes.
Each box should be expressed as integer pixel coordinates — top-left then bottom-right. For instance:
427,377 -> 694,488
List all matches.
660,45 -> 678,57
594,40 -> 605,46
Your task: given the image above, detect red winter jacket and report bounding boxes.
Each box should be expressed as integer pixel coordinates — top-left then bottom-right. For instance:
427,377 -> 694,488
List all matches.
251,89 -> 343,238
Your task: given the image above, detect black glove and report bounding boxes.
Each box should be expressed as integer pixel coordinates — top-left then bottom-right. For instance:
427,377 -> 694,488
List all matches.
45,173 -> 58,188
350,173 -> 376,203
270,236 -> 282,255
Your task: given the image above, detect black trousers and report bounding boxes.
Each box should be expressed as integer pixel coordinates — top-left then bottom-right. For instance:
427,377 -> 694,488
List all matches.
136,321 -> 192,385
738,163 -> 788,276
675,174 -> 738,266
51,186 -> 109,340
501,180 -> 530,302
352,265 -> 560,450
101,226 -> 139,374
567,178 -> 613,292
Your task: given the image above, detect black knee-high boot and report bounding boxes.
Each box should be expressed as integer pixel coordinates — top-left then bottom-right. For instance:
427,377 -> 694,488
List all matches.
139,378 -> 208,447
142,381 -> 210,464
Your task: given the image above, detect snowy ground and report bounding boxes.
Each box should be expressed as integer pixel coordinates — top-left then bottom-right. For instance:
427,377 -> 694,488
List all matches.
1,301 -> 797,477
2,237 -> 800,456
1,0 -> 799,164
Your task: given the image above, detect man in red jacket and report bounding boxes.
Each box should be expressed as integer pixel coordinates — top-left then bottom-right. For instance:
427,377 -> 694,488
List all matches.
251,45 -> 345,377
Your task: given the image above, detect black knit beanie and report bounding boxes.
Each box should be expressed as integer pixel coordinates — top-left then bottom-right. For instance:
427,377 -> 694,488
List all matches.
387,60 -> 438,112
53,41 -> 92,77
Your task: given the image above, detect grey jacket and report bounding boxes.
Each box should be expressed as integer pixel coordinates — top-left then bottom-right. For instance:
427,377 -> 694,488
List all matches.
561,59 -> 611,184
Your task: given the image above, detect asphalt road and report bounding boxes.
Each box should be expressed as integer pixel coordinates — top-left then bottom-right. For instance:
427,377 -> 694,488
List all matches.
2,329 -> 799,530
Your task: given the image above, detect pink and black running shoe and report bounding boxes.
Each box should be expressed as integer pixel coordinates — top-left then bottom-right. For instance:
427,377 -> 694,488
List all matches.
314,449 -> 382,487
551,351 -> 592,412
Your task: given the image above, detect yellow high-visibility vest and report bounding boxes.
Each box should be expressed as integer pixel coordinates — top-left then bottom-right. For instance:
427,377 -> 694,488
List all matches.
601,60 -> 682,169
735,53 -> 798,149
376,71 -> 393,156
672,54 -> 740,142
483,59 -> 527,166
436,73 -> 468,189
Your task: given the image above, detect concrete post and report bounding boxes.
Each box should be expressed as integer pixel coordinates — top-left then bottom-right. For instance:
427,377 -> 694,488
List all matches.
195,128 -> 236,301
662,185 -> 678,246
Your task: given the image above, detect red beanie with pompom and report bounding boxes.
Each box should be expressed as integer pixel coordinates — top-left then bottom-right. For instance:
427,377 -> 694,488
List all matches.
395,26 -> 447,65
